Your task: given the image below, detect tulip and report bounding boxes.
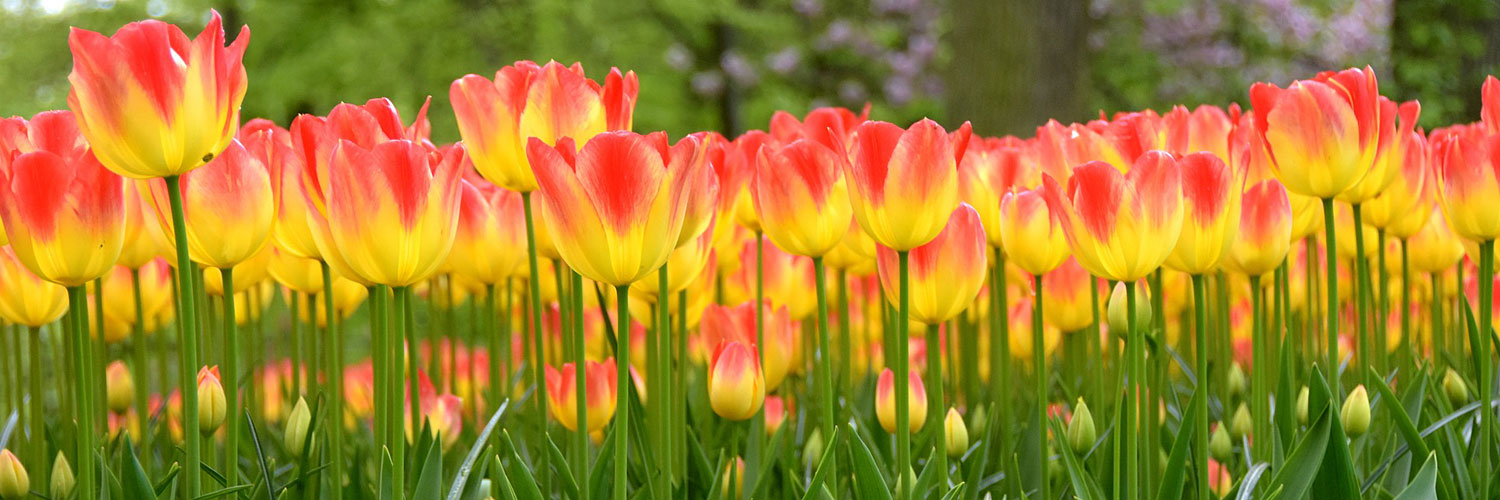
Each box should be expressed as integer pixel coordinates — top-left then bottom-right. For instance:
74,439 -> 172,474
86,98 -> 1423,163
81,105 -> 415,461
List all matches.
765,396 -> 789,437
1444,369 -> 1469,406
66,12 -> 248,179
1227,362 -> 1248,398
241,119 -> 318,261
197,366 -> 226,436
1067,399 -> 1097,454
1225,180 -> 1293,277
404,394 -> 463,448
726,238 -> 816,319
1043,151 -> 1183,282
844,119 -> 971,251
1166,152 -> 1240,274
876,368 -> 928,433
961,136 -> 1039,248
1106,281 -> 1153,336
803,429 -> 825,465
1250,67 -> 1381,200
0,450 -> 26,500
998,187 -> 1069,275
1209,424 -> 1232,462
700,301 -> 795,390
281,397 -> 312,457
876,204 -> 989,325
707,340 -> 766,421
117,180 -> 170,268
0,247 -> 67,327
1229,403 -> 1252,439
545,359 -> 619,433
721,457 -> 747,499
632,218 -> 716,300
752,139 -> 852,257
1408,207 -> 1465,274
769,106 -> 865,150
449,177 -> 528,285
106,361 -> 134,415
449,60 -> 638,193
49,452 -> 73,499
944,408 -> 969,458
1363,130 -> 1429,231
1042,258 -> 1097,332
1341,385 -> 1371,437
1296,386 -> 1310,426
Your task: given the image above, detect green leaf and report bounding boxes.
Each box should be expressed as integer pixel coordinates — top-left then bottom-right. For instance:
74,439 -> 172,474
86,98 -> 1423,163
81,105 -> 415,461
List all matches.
589,424 -> 618,500
800,427 -> 843,500
1392,452 -> 1438,500
939,482 -> 967,500
1263,406 -> 1331,499
379,449 -> 395,500
848,428 -> 893,500
910,447 -> 939,498
1049,417 -> 1104,500
412,431 -> 444,500
545,434 -> 581,500
152,462 -> 181,497
706,451 -> 726,500
502,431 -> 545,500
491,454 -> 518,500
242,411 -> 276,500
449,400 -> 509,500
1155,383 -> 1203,500
1367,368 -> 1430,462
749,424 -> 788,498
193,485 -> 255,500
120,434 -> 158,500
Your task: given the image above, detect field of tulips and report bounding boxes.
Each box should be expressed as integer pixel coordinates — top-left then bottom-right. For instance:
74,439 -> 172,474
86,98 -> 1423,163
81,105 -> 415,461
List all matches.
1,9 -> 1500,500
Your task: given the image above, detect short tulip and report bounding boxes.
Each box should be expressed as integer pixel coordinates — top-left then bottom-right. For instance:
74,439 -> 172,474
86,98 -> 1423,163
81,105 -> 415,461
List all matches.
545,358 -> 618,433
449,177 -> 527,284
1042,257 -> 1098,332
0,450 -> 26,500
197,366 -> 226,436
998,187 -> 1069,275
106,361 -> 134,414
877,203 -> 988,325
844,119 -> 972,251
66,12 -> 249,179
960,136 -> 1039,248
876,368 -> 928,433
1224,180 -> 1293,277
701,301 -> 796,391
707,340 -> 766,421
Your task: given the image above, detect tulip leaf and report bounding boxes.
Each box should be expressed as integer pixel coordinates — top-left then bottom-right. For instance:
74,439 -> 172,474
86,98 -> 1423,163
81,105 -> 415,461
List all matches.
243,410 -> 276,500
1049,417 -> 1104,500
940,482 -> 967,500
1263,404 -> 1331,500
1155,383 -> 1203,500
1368,368 -> 1430,465
502,431 -> 546,500
848,428 -> 893,500
1234,463 -> 1270,500
192,485 -> 255,500
378,449 -> 395,500
491,454 -> 517,500
545,434 -> 581,500
750,424 -> 788,499
911,447 -> 939,498
449,399 -> 509,500
412,431 -> 444,500
153,463 -> 181,497
589,424 -> 618,500
1392,452 -> 1439,500
800,426 -> 842,500
121,434 -> 158,500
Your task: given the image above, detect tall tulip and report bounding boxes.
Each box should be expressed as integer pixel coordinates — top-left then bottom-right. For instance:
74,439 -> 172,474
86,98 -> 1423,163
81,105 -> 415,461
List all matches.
844,119 -> 969,494
545,359 -> 619,432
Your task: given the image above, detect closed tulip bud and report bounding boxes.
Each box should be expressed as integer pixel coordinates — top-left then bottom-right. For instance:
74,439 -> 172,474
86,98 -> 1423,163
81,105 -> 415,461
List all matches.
66,12 -> 249,179
707,341 -> 765,421
106,360 -> 134,414
527,132 -> 707,286
1042,151 -> 1184,282
1230,403 -> 1252,439
876,204 -> 989,325
1209,423 -> 1232,461
803,428 -> 825,465
875,368 -> 928,434
545,359 -> 619,432
1067,399 -> 1097,454
198,366 -> 227,436
722,457 -> 746,498
1106,281 -> 1152,336
969,404 -> 988,436
50,452 -> 73,499
1444,369 -> 1469,406
1296,386 -> 1310,426
0,450 -> 26,500
284,397 -> 312,457
844,119 -> 972,251
1227,362 -> 1248,398
945,408 -> 969,458
1342,385 -> 1371,437
765,396 -> 789,437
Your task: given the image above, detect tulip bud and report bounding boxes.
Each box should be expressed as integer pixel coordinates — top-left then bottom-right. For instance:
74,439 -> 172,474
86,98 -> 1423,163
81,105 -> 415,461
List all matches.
893,465 -> 917,493
285,397 -> 312,457
707,342 -> 766,421
1106,282 -> 1152,336
969,404 -> 988,435
1341,385 -> 1371,438
1444,369 -> 1469,406
1226,362 -> 1248,398
1230,403 -> 1252,439
1067,399 -> 1097,454
1296,386 -> 1310,426
198,366 -> 227,435
50,452 -> 73,499
765,396 -> 788,437
1209,423 -> 1232,462
803,428 -> 825,466
106,361 -> 135,415
0,451 -> 26,500
722,457 -> 746,498
945,408 -> 969,458
875,368 -> 929,433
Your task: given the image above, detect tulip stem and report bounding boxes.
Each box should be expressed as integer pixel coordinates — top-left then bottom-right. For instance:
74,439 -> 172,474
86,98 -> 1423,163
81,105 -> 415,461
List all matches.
675,287 -> 689,482
746,232 -> 765,500
989,251 -> 1010,455
390,285 -> 408,493
614,284 -> 631,500
1190,274 -> 1209,499
371,285 -> 388,459
130,269 -> 151,465
811,257 -> 840,491
572,270 -> 588,497
1124,279 -> 1140,500
896,250 -> 911,500
1475,240 -> 1493,500
521,191 -> 552,496
656,264 -> 670,492
92,278 -> 106,425
1352,203 -> 1370,388
1250,274 -> 1267,465
320,262 -> 345,492
164,175 -> 202,497
402,286 -> 420,475
1322,198 -> 1339,392
1399,239 -> 1411,371
222,267 -> 240,487
66,286 -> 96,500
290,292 -> 301,401
1032,274 -> 1046,500
1377,229 -> 1389,372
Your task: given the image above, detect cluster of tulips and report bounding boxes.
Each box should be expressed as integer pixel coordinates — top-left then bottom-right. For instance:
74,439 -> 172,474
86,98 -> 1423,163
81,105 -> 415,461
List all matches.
1,10 -> 1499,500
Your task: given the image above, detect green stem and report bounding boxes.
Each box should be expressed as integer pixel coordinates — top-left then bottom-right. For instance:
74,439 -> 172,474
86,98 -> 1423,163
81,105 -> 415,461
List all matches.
1191,274 -> 1208,499
656,264 -> 670,491
896,250 -> 912,500
1431,272 -> 1445,372
1377,228 -> 1389,372
1400,239 -> 1411,370
675,287 -> 689,483
837,268 -> 851,393
521,191 -> 551,495
614,284 -> 632,500
1251,274 -> 1267,464
572,270 -> 589,496
989,251 -> 1010,445
1032,274 -> 1047,500
67,286 -> 97,500
321,262 -> 345,491
403,286 -> 420,485
812,257 -> 839,488
92,278 -> 105,426
1322,198 -> 1339,392
389,285 -> 406,494
1476,240 -> 1493,500
164,175 -> 202,497
221,268 -> 239,487
28,326 -> 45,486
1352,203 -> 1370,387
746,232 -> 765,500
1125,279 -> 1140,500
371,286 -> 388,460
290,291 -> 301,401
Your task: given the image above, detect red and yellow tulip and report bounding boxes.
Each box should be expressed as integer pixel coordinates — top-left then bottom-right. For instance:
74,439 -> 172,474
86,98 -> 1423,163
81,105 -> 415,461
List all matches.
545,358 -> 619,433
876,368 -> 928,433
0,246 -> 67,327
1225,180 -> 1293,277
877,204 -> 988,324
1166,152 -> 1240,274
143,139 -> 275,269
1249,67 -> 1382,199
844,119 -> 972,251
1042,151 -> 1184,282
998,186 -> 1069,275
707,340 -> 766,421
752,139 -> 852,257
